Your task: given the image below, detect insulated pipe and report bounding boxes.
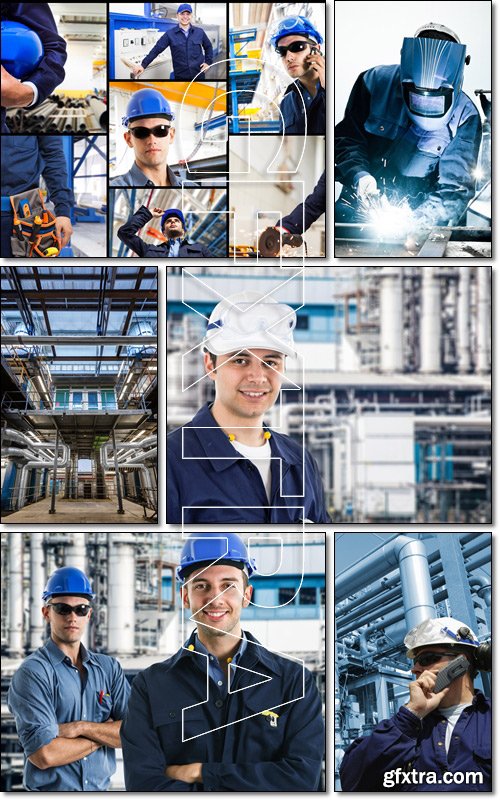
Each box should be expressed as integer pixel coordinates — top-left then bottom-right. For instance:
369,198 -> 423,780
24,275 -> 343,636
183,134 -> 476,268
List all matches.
476,268 -> 491,374
414,416 -> 490,429
457,266 -> 471,373
468,575 -> 491,608
17,444 -> 70,509
2,335 -> 156,345
336,535 -> 435,630
379,267 -> 403,372
8,532 -> 24,656
107,533 -> 136,656
66,532 -> 89,647
419,267 -> 441,373
29,532 -> 46,651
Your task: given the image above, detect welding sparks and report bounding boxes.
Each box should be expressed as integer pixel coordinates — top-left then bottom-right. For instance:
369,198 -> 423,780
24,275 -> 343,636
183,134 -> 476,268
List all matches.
362,194 -> 416,240
473,167 -> 484,181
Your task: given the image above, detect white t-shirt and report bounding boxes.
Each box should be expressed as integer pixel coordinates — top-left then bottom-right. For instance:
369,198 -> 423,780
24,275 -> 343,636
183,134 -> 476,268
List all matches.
231,439 -> 272,501
439,703 -> 469,753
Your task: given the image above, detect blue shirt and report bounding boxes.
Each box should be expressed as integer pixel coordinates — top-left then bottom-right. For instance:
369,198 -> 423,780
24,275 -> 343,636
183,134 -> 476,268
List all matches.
167,237 -> 181,257
340,693 -> 491,791
121,629 -> 324,791
1,136 -> 73,217
7,639 -> 131,791
193,631 -> 247,697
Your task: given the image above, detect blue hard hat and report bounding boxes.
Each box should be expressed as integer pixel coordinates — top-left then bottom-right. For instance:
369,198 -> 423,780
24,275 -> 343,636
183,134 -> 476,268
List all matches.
177,3 -> 193,12
1,20 -> 44,80
270,15 -> 323,48
42,567 -> 95,602
176,533 -> 257,582
161,208 -> 185,229
122,88 -> 175,127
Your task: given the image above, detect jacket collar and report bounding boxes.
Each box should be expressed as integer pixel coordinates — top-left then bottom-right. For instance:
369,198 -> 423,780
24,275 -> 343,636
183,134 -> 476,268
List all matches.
169,629 -> 283,676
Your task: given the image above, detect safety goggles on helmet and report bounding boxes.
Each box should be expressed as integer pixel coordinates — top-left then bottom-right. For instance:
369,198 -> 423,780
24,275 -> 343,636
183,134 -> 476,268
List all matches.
47,602 -> 92,617
270,15 -> 323,49
275,40 -> 313,57
404,616 -> 479,659
412,651 -> 458,667
128,124 -> 171,139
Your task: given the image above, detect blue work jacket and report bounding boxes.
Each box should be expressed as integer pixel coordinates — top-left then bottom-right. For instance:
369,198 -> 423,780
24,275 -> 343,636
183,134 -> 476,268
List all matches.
167,403 -> 331,523
141,25 -> 214,80
1,136 -> 73,217
280,170 -> 326,234
117,205 -> 212,257
121,629 -> 324,791
335,64 -> 481,225
1,3 -> 67,132
7,639 -> 131,792
340,694 -> 491,792
280,80 -> 325,135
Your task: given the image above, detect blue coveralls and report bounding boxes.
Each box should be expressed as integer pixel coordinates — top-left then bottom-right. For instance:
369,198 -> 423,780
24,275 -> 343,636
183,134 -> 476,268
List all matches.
279,170 -> 326,234
121,629 -> 325,791
1,3 -> 67,132
280,80 -> 326,135
117,206 -> 213,257
141,25 -> 214,80
7,639 -> 131,791
340,694 -> 491,792
167,402 -> 331,524
0,136 -> 73,257
335,64 -> 481,225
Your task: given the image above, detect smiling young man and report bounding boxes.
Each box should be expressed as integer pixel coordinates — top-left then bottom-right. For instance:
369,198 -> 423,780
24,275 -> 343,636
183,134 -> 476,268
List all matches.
7,567 -> 130,792
167,290 -> 331,523
121,533 -> 324,791
270,15 -> 325,134
340,617 -> 492,791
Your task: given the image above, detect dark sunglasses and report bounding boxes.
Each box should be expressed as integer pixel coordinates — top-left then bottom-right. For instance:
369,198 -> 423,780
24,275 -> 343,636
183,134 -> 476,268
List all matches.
128,124 -> 171,139
412,651 -> 457,667
275,41 -> 312,57
47,602 -> 92,617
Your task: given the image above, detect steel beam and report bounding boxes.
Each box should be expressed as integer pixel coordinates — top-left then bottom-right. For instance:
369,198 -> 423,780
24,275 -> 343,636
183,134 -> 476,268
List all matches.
2,335 -> 156,345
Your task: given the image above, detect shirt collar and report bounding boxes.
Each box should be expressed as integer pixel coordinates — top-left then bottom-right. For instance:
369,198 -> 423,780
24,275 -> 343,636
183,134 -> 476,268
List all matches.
171,628 -> 281,675
193,630 -> 248,665
43,638 -> 92,666
129,161 -> 181,187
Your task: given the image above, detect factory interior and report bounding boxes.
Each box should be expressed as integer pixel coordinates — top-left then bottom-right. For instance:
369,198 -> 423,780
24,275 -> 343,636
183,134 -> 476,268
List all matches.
335,531 -> 491,789
4,4 -> 107,135
1,267 -> 158,524
110,188 -> 227,256
167,266 -> 491,523
0,531 -> 326,791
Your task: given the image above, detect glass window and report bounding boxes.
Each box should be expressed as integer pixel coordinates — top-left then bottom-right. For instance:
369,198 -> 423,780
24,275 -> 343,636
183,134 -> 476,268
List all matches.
299,587 -> 317,605
88,391 -> 99,409
55,389 -> 69,408
278,587 -> 296,605
101,389 -> 116,409
296,314 -> 309,330
72,391 -> 83,409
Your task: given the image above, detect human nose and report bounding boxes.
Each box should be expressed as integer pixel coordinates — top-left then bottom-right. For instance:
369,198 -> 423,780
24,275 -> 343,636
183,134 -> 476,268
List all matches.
246,361 -> 267,382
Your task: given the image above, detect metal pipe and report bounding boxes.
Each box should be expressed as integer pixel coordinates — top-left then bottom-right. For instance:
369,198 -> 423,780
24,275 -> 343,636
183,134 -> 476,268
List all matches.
420,267 -> 441,373
476,268 -> 491,373
49,429 -> 59,514
29,533 -> 45,651
379,267 -> 403,372
8,532 -> 24,656
107,533 -> 135,656
2,335 -> 156,345
111,429 -> 125,515
457,266 -> 471,373
17,443 -> 69,509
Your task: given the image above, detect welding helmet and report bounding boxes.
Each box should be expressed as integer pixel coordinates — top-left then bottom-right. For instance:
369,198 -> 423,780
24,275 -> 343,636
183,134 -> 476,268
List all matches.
404,616 -> 479,658
176,533 -> 257,582
270,15 -> 323,49
400,24 -> 468,131
122,88 -> 175,126
202,290 -> 297,359
1,20 -> 44,80
42,567 -> 95,602
161,208 -> 185,229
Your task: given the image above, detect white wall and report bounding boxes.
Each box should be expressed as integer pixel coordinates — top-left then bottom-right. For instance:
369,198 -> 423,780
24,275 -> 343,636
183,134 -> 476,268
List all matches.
335,0 -> 491,122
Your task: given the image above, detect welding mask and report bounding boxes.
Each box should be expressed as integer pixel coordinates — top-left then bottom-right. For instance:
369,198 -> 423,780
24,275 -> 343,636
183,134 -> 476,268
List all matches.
400,36 -> 467,131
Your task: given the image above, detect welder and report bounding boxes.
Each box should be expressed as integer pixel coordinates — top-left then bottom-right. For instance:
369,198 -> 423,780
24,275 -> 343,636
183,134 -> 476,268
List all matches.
121,532 -> 325,791
270,15 -> 325,135
260,170 -> 325,256
1,6 -> 67,133
340,616 -> 491,791
117,205 -> 213,257
335,23 -> 481,229
167,290 -> 331,523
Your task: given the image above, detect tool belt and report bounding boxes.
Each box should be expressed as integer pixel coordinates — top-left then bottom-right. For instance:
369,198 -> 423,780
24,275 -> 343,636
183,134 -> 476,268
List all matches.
9,188 -> 61,257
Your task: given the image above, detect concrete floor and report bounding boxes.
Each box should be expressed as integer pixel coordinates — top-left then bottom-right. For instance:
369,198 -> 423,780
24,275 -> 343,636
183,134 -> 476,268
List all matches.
4,496 -> 154,523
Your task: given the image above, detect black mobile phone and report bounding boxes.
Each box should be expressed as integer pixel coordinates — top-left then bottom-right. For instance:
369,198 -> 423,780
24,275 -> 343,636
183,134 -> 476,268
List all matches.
432,655 -> 469,693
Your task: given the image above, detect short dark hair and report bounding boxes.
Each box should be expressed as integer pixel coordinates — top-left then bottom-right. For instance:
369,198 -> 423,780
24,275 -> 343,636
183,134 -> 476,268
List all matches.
204,349 -> 217,368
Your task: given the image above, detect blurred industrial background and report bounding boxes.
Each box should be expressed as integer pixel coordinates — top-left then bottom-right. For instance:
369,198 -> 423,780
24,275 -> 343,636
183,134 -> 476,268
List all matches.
167,266 -> 491,523
110,188 -> 227,257
335,531 -> 491,789
1,267 -> 157,523
1,531 -> 325,790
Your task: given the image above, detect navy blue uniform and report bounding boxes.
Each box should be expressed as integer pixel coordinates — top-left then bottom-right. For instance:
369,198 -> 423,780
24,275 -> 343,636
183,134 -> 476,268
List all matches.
121,629 -> 324,791
1,135 -> 73,257
167,402 -> 331,524
1,3 -> 67,132
117,205 -> 213,257
280,170 -> 325,234
340,694 -> 491,792
141,25 -> 213,80
280,80 -> 325,135
335,64 -> 481,225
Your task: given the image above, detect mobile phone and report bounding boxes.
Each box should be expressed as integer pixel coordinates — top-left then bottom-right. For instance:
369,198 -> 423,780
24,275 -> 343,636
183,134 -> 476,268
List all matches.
432,655 -> 469,693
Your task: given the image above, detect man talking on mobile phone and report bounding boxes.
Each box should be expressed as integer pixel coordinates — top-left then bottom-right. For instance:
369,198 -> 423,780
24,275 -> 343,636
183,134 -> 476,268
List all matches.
270,16 -> 325,135
340,617 -> 491,792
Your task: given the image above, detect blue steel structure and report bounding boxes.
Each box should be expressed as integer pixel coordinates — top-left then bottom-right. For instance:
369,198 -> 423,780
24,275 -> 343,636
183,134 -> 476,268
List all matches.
228,28 -> 280,134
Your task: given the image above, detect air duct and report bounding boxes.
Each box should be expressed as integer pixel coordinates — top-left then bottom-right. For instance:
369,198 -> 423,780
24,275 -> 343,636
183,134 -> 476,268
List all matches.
127,321 -> 156,356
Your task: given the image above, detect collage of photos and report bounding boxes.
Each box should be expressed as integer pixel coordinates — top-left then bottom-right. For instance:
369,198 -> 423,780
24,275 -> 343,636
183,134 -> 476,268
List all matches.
1,2 -> 326,259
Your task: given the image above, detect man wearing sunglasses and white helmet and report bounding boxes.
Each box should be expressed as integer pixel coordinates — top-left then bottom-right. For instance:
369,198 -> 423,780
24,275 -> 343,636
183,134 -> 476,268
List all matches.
7,567 -> 130,791
340,616 -> 491,791
167,291 -> 331,524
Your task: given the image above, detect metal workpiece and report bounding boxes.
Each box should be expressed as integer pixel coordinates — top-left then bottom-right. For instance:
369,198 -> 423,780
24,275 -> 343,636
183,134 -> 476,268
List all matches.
4,93 -> 107,134
335,223 -> 491,257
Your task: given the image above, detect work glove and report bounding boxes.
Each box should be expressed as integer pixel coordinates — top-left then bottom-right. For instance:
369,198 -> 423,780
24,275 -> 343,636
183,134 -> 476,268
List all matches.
356,174 -> 379,204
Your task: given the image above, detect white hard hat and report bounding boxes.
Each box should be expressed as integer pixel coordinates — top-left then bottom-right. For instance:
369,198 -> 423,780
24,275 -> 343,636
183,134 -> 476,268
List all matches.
404,616 -> 479,658
413,22 -> 461,43
202,291 -> 297,359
